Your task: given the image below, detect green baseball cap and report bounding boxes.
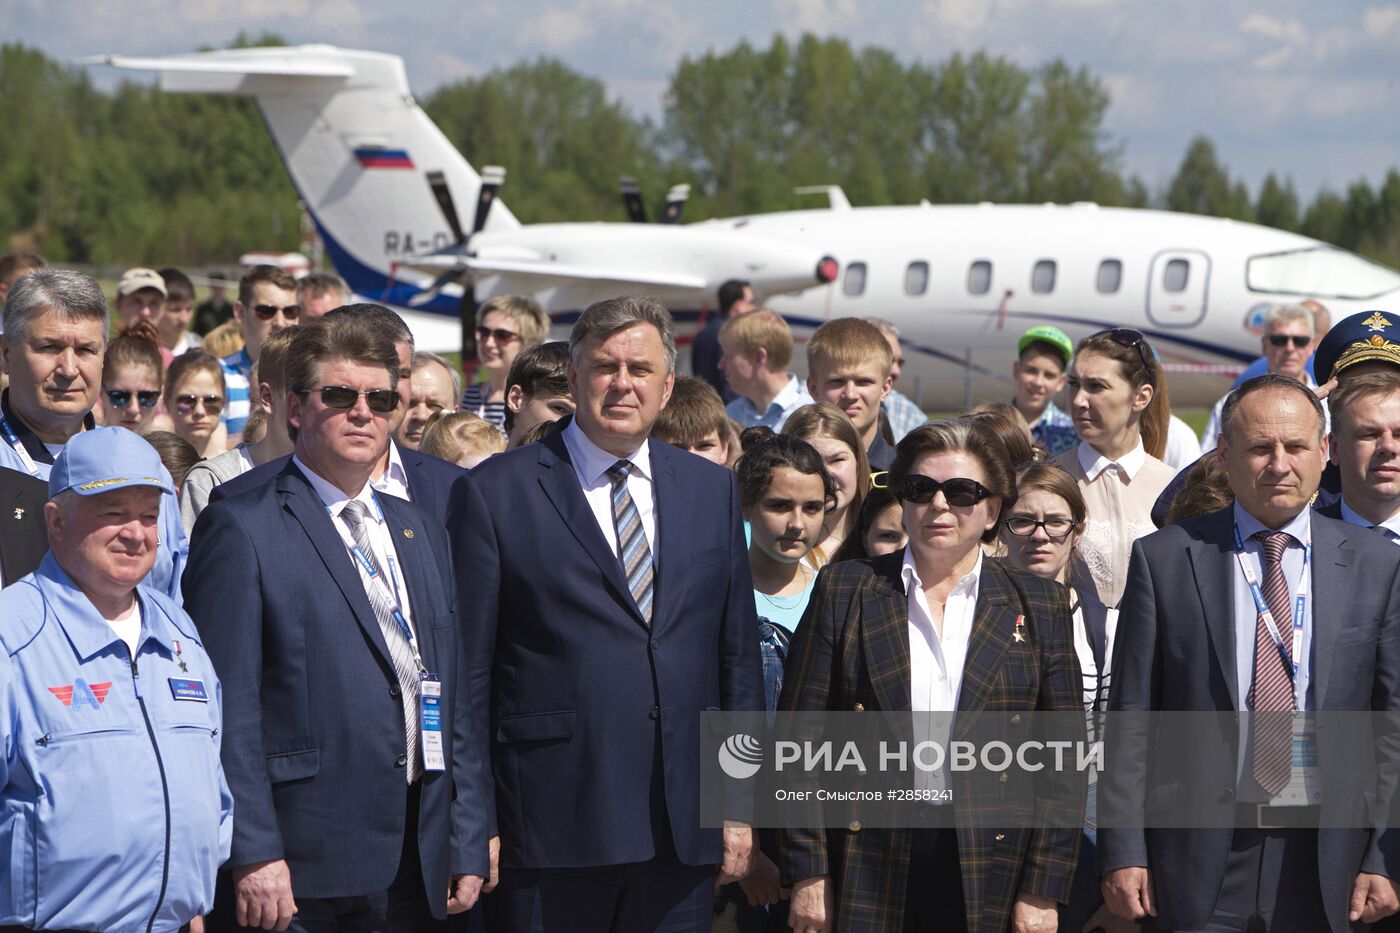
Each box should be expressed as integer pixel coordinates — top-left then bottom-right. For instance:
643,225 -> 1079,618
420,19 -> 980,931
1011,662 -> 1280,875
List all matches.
1017,325 -> 1074,369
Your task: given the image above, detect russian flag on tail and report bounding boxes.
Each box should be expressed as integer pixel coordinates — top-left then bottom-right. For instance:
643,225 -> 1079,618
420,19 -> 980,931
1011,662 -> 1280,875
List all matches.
354,147 -> 414,169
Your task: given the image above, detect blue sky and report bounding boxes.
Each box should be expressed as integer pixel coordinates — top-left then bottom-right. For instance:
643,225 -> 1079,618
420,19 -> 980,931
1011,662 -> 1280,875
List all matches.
7,0 -> 1399,202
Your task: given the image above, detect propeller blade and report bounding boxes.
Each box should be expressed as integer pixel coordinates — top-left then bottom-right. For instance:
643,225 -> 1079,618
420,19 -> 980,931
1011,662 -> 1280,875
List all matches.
619,176 -> 648,223
660,183 -> 690,224
426,170 -> 467,245
473,165 -> 507,236
408,265 -> 466,307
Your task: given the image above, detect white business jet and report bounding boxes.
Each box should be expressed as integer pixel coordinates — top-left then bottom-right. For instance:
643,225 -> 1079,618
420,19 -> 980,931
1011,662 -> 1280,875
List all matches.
93,44 -> 1400,407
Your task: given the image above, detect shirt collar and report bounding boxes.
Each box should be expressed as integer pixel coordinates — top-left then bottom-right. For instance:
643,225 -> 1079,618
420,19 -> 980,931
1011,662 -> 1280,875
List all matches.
1233,500 -> 1312,547
382,440 -> 410,488
1077,438 -> 1147,482
1,389 -> 95,465
292,454 -> 379,522
769,374 -> 804,413
32,553 -> 192,661
222,347 -> 253,376
1339,498 -> 1400,537
562,416 -> 651,485
901,547 -> 984,598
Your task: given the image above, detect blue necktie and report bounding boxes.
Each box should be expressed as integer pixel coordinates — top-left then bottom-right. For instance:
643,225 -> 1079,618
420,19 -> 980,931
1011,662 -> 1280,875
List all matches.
607,461 -> 654,624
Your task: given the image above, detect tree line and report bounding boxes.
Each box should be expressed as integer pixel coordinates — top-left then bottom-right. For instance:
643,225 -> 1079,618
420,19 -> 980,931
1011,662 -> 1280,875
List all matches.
2,33 -> 1397,270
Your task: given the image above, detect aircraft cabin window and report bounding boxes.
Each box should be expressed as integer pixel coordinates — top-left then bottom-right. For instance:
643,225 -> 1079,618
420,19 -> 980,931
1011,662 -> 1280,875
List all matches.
1247,247 -> 1400,300
1097,259 -> 1123,294
905,261 -> 929,296
1032,260 -> 1056,294
968,260 -> 992,295
844,262 -> 867,296
1164,258 -> 1190,293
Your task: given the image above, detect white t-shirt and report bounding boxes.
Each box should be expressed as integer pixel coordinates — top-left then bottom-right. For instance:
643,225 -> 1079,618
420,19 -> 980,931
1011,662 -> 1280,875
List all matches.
106,601 -> 142,658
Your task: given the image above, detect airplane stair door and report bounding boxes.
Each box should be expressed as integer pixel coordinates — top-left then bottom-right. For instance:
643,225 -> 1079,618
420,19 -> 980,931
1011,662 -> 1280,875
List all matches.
1147,249 -> 1211,328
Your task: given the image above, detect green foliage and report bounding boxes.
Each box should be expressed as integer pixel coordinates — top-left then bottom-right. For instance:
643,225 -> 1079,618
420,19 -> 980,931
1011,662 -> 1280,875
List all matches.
1,34 -> 1398,272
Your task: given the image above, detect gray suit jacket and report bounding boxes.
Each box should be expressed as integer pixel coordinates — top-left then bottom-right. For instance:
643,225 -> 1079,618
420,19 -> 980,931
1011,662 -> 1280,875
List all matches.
1099,505 -> 1400,933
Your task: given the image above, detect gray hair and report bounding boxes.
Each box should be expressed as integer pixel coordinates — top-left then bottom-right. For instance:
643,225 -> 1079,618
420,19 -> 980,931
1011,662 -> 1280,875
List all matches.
324,302 -> 414,351
1262,303 -> 1316,338
864,317 -> 901,340
412,350 -> 463,400
297,271 -> 351,305
3,268 -> 110,344
1220,373 -> 1326,444
569,296 -> 677,372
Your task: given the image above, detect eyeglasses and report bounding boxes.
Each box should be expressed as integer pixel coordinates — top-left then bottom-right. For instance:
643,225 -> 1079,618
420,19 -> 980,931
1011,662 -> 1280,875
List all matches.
106,389 -> 160,410
253,303 -> 301,321
1091,327 -> 1154,379
1267,334 -> 1311,349
175,394 -> 225,415
870,470 -> 890,489
1003,516 -> 1079,539
899,474 -> 991,507
476,325 -> 521,344
298,385 -> 400,414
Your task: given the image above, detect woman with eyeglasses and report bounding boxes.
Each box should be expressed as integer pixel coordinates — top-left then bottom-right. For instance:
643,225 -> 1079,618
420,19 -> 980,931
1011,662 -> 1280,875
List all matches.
781,402 -> 871,568
99,324 -> 165,434
165,350 -> 228,458
460,295 -> 549,429
780,419 -> 1083,933
1057,328 -> 1175,611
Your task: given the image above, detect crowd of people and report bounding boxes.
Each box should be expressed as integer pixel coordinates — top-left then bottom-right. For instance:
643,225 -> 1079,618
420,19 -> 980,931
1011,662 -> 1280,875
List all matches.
1,250 -> 1399,933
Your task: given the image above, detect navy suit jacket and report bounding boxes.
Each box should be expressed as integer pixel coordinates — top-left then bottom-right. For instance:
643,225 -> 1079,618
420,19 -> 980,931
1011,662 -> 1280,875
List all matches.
0,468 -> 47,585
210,442 -> 464,520
447,427 -> 764,870
1100,506 -> 1400,933
183,461 -> 490,911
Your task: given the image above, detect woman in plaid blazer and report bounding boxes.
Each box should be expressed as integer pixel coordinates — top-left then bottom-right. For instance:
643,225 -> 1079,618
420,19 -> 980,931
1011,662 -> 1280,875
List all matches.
779,419 -> 1085,933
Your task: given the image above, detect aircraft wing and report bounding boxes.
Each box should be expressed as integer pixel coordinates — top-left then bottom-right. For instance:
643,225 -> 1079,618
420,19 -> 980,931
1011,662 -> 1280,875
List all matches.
401,255 -> 708,292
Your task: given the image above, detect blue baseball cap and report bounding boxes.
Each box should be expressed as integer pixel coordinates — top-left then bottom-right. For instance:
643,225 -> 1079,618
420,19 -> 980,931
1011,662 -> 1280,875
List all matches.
49,427 -> 174,499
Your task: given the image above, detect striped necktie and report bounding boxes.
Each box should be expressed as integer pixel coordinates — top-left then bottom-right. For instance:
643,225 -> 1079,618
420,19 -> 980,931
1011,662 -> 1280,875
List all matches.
341,499 -> 422,783
1248,531 -> 1294,797
1370,524 -> 1400,543
607,460 -> 654,625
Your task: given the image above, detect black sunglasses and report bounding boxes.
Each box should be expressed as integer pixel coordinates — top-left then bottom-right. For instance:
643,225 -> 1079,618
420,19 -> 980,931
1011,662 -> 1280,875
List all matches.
106,389 -> 160,409
253,303 -> 301,321
300,385 -> 400,414
899,474 -> 991,508
1003,516 -> 1078,539
475,325 -> 521,344
1091,327 -> 1154,379
175,394 -> 225,415
1267,334 -> 1311,349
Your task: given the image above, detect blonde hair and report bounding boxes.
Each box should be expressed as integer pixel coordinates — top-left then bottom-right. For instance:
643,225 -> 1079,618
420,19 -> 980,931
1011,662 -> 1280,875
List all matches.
202,320 -> 245,359
720,308 -> 793,371
806,317 -> 892,378
479,295 -> 550,347
420,411 -> 506,464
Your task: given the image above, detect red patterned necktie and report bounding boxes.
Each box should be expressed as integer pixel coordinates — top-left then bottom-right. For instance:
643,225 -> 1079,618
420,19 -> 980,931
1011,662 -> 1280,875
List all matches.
1248,531 -> 1294,797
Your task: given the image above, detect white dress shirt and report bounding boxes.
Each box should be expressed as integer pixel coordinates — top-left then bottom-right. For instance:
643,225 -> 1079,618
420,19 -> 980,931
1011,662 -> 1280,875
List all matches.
562,418 -> 658,567
371,441 -> 413,502
1339,498 -> 1400,542
904,547 -> 981,714
294,455 -> 416,637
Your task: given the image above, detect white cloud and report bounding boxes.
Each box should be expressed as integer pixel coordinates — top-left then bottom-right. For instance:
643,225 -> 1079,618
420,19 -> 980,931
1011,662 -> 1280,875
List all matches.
1362,4 -> 1400,39
526,8 -> 596,51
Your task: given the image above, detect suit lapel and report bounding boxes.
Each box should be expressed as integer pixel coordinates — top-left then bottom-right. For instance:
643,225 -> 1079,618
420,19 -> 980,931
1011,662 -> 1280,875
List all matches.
535,434 -> 646,627
397,442 -> 428,513
650,441 -> 680,630
862,556 -> 913,713
1309,516 -> 1352,709
1188,508 -> 1240,711
279,466 -> 396,667
379,495 -> 441,670
956,561 -> 1021,730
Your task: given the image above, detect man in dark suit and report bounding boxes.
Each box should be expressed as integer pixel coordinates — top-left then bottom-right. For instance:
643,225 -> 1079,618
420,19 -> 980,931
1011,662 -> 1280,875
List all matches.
1316,367 -> 1400,544
185,313 -> 490,931
0,467 -> 47,585
690,278 -> 753,402
448,296 -> 763,932
1101,373 -> 1400,933
210,303 -> 464,519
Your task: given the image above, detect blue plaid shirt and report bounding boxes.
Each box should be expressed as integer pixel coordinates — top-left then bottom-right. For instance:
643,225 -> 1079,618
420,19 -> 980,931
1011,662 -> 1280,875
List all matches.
1026,399 -> 1078,457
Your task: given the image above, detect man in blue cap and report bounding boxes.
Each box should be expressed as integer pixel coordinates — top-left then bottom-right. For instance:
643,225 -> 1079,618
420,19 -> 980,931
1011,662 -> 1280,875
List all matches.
0,426 -> 231,932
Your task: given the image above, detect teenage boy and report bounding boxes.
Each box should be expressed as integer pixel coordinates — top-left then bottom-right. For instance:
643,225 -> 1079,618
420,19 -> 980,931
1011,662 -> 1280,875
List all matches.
654,375 -> 736,467
1012,325 -> 1077,457
720,308 -> 812,431
806,317 -> 895,469
156,267 -> 203,356
503,341 -> 575,449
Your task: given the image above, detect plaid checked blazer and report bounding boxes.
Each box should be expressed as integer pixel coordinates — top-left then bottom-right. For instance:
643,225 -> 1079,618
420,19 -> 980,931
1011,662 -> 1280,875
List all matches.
777,551 -> 1086,933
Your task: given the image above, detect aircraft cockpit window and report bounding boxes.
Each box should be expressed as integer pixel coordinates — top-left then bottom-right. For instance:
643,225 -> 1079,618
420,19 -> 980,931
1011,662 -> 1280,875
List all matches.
1097,259 -> 1123,294
1032,260 -> 1056,294
1164,259 -> 1190,293
968,260 -> 992,295
1247,247 -> 1400,300
844,262 -> 867,296
905,261 -> 929,296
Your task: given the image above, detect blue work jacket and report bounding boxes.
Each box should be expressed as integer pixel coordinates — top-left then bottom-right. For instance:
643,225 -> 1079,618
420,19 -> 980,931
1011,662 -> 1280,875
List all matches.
0,555 -> 232,932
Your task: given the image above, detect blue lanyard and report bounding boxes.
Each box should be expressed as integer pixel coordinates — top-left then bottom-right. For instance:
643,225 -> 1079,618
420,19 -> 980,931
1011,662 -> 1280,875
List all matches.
333,494 -> 424,670
1232,524 -> 1309,694
0,413 -> 39,477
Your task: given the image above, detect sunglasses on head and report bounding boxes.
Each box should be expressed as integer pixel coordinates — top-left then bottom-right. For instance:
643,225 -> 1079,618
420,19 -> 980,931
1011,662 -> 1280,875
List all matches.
1091,327 -> 1154,378
1003,516 -> 1078,539
175,394 -> 225,415
300,385 -> 400,414
106,389 -> 160,410
476,325 -> 521,344
1267,334 -> 1311,349
253,303 -> 300,321
899,474 -> 991,507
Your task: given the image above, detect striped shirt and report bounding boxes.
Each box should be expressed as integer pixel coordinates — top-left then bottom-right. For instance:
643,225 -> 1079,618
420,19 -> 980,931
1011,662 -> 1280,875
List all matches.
460,382 -> 507,430
220,348 -> 253,438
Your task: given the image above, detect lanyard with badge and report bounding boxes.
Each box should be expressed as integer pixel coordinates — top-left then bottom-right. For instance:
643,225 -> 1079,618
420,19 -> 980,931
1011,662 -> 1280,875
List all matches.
0,413 -> 40,477
336,494 -> 445,772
